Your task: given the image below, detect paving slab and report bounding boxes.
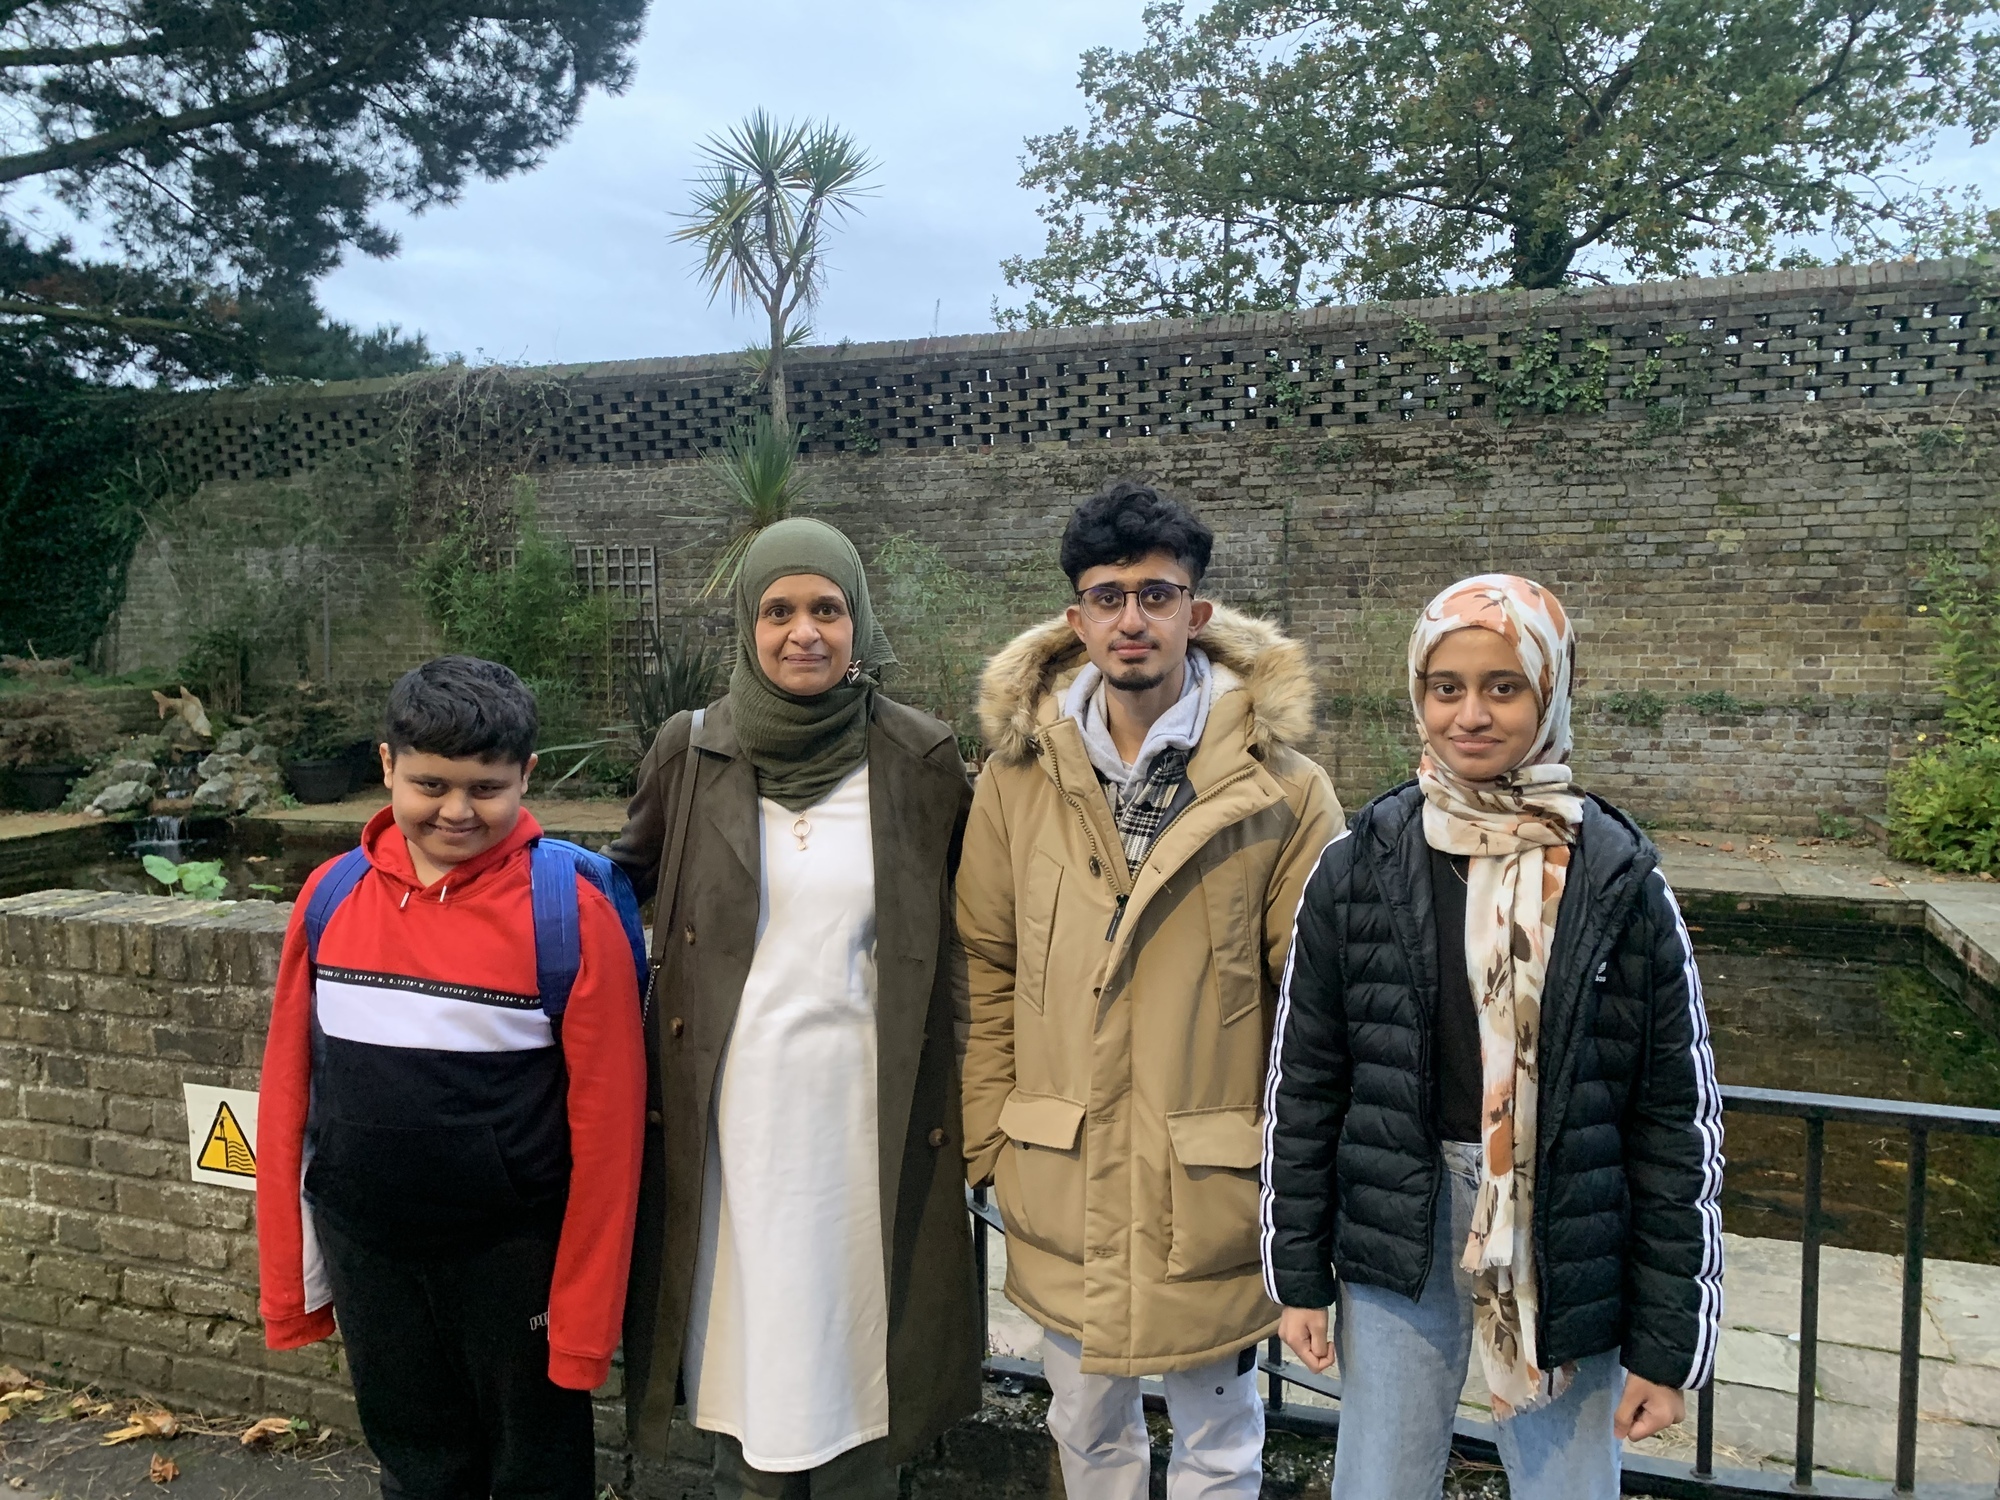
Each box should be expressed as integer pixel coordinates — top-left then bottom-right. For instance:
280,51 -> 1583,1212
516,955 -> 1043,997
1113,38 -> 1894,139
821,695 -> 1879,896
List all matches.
0,811 -> 94,843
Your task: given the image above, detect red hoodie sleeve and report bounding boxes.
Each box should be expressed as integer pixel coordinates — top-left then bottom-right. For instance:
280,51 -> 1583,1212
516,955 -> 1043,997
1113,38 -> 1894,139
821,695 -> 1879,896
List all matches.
546,880 -> 646,1390
256,869 -> 337,1349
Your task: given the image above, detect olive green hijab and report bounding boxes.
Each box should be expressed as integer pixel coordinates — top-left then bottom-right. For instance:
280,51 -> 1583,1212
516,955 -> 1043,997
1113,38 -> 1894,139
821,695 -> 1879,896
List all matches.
729,518 -> 898,812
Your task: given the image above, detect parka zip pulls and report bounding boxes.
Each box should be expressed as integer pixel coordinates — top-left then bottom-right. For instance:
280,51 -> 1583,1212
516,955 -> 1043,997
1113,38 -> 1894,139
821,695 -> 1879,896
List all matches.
1041,739 -> 1127,899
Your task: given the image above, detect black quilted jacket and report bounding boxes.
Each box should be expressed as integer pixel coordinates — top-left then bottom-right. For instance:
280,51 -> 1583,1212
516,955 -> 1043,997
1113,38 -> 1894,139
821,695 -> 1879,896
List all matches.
1258,783 -> 1724,1389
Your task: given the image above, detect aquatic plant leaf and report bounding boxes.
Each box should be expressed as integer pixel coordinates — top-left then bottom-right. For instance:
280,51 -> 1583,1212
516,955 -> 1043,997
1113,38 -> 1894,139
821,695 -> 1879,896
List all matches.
141,854 -> 180,889
161,859 -> 230,900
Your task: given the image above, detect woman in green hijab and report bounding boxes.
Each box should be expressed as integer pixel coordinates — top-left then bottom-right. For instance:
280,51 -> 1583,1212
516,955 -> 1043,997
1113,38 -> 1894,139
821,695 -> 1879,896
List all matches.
611,518 -> 982,1500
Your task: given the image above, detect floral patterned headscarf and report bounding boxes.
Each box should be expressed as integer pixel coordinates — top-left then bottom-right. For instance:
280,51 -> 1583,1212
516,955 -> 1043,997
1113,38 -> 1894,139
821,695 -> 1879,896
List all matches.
1408,574 -> 1584,1419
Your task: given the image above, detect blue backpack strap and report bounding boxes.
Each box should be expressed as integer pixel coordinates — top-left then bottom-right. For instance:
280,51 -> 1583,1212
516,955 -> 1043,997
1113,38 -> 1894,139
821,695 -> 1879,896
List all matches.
530,837 -> 650,1019
302,846 -> 371,967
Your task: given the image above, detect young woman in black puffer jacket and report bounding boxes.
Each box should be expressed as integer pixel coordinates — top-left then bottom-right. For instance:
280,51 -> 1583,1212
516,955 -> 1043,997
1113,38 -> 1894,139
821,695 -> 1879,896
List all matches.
1259,574 -> 1723,1500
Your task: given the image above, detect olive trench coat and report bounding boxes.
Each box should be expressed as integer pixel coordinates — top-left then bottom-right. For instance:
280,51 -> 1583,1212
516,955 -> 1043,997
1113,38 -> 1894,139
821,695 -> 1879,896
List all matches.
608,694 -> 983,1464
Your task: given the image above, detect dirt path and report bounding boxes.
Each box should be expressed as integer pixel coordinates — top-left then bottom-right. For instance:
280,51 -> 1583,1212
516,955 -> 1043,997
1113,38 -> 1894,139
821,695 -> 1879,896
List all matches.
0,1389 -> 375,1500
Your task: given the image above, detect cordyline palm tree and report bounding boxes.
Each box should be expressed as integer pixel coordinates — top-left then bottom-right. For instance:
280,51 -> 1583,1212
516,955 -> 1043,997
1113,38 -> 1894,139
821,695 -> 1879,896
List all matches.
699,414 -> 811,596
674,110 -> 876,429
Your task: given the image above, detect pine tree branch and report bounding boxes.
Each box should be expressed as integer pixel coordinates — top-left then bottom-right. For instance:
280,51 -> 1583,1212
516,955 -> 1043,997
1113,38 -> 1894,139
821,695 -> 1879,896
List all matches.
0,297 -> 219,336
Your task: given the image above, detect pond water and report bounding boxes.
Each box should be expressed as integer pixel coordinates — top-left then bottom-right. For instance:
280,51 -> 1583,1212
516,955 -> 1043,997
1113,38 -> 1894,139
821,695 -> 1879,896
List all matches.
0,818 -> 354,904
6,824 -> 1999,1262
1694,910 -> 2000,1265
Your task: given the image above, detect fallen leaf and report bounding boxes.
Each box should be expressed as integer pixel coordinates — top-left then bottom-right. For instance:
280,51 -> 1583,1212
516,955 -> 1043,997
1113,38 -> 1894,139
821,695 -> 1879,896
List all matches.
148,1455 -> 178,1484
0,1408 -> 12,1427
0,1366 -> 29,1395
1870,876 -> 1898,888
10,1475 -> 26,1488
0,1389 -> 45,1405
240,1417 -> 294,1447
103,1409 -> 179,1446
1718,842 -> 1736,852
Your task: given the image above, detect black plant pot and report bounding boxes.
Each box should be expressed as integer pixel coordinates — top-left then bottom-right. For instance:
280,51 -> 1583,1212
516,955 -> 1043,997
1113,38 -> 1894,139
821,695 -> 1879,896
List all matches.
286,758 -> 353,804
8,763 -> 84,811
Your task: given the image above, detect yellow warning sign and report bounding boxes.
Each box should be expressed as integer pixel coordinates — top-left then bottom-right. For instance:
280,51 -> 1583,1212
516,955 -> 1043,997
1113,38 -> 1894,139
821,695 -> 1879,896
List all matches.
196,1101 -> 256,1178
183,1084 -> 258,1191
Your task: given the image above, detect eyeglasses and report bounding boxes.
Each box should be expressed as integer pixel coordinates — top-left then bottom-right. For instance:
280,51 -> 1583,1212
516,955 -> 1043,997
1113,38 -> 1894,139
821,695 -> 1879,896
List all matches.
1075,582 -> 1193,624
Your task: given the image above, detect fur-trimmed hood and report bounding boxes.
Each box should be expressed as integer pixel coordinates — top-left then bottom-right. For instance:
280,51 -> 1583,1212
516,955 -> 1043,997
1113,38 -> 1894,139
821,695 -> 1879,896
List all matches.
976,604 -> 1316,765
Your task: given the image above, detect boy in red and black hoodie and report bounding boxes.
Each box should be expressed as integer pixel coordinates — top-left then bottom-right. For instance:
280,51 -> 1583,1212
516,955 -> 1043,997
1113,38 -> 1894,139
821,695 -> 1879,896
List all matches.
256,657 -> 645,1500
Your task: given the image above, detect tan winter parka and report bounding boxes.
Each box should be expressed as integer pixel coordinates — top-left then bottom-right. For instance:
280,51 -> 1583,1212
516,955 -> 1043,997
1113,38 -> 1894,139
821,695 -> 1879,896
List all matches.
957,607 -> 1344,1376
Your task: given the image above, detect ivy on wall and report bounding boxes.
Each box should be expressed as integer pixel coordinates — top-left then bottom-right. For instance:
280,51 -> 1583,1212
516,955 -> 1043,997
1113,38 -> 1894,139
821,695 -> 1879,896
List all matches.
0,391 -> 188,660
1397,315 -> 1614,425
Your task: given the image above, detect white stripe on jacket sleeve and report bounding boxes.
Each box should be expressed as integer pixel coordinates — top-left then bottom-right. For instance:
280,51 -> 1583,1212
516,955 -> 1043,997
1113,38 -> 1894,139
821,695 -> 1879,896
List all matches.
1656,870 -> 1726,1388
1259,830 -> 1349,1307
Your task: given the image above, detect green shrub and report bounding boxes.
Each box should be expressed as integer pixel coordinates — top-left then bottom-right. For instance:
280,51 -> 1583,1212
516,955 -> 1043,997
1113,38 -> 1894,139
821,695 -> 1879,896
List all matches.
871,533 -> 1071,759
418,479 -> 618,701
1920,524 -> 2000,741
1890,528 -> 2000,873
1889,739 -> 2000,873
625,620 -> 725,751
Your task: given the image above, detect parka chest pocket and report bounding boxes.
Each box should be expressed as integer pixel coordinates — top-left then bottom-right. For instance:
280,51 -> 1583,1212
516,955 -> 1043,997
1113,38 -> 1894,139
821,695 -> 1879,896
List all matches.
1016,848 -> 1064,1016
1200,855 -> 1262,1027
1164,1107 -> 1265,1281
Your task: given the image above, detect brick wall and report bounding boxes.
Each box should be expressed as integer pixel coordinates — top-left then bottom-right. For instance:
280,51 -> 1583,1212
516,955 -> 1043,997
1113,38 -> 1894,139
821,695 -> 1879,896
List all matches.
0,892 -> 350,1422
104,258 -> 2000,829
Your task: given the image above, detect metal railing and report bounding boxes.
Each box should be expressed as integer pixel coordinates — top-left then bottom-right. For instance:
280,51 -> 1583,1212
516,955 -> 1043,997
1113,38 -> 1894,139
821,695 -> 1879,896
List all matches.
967,1082 -> 2000,1499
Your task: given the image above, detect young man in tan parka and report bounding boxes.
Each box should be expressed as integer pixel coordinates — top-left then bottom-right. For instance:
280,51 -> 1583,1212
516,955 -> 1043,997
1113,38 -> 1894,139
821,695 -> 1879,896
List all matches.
957,480 -> 1343,1499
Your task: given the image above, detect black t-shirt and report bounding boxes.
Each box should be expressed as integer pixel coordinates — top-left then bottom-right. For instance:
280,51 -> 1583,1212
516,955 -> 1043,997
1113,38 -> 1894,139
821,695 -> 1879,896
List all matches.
1428,845 -> 1484,1144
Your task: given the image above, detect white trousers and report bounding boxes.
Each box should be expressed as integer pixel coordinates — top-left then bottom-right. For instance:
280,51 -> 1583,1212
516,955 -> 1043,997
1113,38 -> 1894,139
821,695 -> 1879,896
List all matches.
1040,1329 -> 1265,1500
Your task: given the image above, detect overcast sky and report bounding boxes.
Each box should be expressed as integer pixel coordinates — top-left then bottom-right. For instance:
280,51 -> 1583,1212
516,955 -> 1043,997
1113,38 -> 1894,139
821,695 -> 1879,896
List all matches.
307,2 -> 2000,369
315,2 -> 1153,367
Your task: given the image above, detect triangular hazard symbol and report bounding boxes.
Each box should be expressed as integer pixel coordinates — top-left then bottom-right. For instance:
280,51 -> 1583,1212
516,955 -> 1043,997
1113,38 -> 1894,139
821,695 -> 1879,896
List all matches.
196,1101 -> 256,1178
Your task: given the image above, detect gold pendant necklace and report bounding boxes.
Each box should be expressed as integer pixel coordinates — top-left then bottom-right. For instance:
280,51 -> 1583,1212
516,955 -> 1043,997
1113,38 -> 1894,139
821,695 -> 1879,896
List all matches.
791,815 -> 812,852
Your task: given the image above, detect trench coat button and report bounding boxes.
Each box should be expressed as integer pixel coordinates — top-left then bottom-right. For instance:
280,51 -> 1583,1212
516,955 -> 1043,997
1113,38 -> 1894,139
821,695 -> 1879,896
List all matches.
1088,856 -> 1102,878
927,1127 -> 947,1148
684,924 -> 696,945
669,1017 -> 685,1038
646,1110 -> 663,1125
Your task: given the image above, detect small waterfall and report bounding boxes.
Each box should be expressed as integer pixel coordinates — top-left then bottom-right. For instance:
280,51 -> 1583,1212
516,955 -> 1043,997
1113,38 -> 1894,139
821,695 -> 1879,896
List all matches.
130,816 -> 189,861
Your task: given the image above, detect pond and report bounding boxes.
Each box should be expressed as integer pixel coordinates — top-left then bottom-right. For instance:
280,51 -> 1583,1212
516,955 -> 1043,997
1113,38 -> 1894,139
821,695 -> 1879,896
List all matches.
0,817 -> 354,904
5,823 -> 1998,1262
1690,898 -> 2000,1266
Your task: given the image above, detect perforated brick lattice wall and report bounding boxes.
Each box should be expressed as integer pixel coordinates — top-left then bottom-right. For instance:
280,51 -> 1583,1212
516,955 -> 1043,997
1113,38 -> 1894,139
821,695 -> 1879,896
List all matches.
147,259 -> 2000,481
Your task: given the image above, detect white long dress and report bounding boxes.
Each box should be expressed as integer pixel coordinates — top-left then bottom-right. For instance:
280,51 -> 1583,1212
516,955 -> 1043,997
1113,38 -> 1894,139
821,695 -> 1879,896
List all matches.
683,763 -> 889,1472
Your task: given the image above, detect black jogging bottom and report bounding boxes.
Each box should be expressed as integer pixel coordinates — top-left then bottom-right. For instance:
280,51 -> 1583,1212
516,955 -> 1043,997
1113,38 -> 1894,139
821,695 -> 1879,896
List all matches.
316,1212 -> 595,1500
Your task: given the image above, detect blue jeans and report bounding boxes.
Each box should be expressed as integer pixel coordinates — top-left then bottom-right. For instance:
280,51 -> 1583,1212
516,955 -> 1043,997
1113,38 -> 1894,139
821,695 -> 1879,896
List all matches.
1329,1141 -> 1626,1500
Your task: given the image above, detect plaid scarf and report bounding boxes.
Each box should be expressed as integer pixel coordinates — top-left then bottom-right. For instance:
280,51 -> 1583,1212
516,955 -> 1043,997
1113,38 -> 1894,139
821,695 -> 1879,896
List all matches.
1108,745 -> 1190,869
